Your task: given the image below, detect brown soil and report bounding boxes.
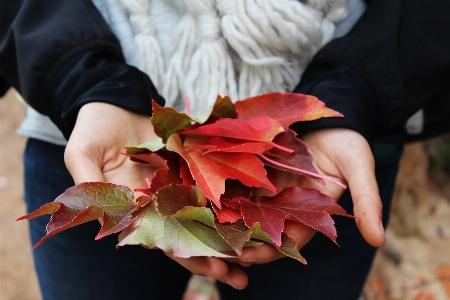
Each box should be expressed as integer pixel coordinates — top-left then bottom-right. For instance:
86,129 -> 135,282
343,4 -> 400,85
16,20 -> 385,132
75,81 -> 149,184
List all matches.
0,90 -> 40,300
1,90 -> 449,300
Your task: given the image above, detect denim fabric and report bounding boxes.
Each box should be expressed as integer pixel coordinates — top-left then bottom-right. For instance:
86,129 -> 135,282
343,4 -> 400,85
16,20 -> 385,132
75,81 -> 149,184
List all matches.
23,138 -> 402,300
23,138 -> 192,300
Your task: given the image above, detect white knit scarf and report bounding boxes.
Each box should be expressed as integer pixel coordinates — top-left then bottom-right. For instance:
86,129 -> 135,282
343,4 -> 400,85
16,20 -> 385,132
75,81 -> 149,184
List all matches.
114,0 -> 349,116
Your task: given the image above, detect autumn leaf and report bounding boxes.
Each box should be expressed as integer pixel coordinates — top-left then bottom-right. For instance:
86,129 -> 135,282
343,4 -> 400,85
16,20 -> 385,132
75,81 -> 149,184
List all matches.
194,95 -> 238,123
130,137 -> 165,152
214,219 -> 259,255
238,197 -> 287,247
262,129 -> 325,185
17,183 -> 145,248
121,149 -> 167,168
222,180 -> 252,201
249,222 -> 307,264
211,201 -> 242,223
202,137 -> 273,155
235,92 -> 343,130
117,202 -> 235,258
151,96 -> 238,143
151,100 -> 195,143
179,158 -> 196,185
17,92 -> 347,263
135,168 -> 182,195
166,134 -> 276,207
239,187 -> 353,246
155,184 -> 207,217
214,220 -> 305,262
180,117 -> 284,144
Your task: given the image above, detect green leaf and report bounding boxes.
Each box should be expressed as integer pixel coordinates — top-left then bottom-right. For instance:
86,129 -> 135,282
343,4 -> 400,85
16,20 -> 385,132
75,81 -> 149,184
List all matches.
194,95 -> 238,123
131,137 -> 165,152
117,202 -> 235,258
151,100 -> 196,143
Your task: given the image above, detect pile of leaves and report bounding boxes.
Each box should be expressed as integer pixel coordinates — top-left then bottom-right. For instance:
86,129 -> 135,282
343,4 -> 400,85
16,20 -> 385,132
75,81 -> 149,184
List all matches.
18,92 -> 352,263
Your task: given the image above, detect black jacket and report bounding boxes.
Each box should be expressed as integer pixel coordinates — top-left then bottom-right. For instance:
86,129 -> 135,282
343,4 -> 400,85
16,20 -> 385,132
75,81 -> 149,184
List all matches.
0,0 -> 164,139
1,0 -> 450,144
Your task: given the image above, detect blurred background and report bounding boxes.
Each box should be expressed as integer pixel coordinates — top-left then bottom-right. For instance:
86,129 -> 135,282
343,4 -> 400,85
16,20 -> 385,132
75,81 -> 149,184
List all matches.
1,89 -> 449,300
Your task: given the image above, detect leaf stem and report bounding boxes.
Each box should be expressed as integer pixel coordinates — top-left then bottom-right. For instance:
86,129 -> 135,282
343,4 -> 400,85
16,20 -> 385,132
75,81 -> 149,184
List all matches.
260,154 -> 347,189
185,95 -> 191,116
270,142 -> 294,153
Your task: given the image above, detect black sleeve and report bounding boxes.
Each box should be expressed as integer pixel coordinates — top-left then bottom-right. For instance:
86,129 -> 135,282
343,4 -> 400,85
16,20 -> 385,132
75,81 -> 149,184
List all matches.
47,51 -> 164,139
0,76 -> 9,97
292,64 -> 379,143
0,0 -> 164,139
293,0 -> 450,141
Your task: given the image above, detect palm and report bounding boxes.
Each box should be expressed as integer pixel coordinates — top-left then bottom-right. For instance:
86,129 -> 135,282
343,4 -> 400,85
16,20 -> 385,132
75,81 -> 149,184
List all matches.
237,128 -> 384,265
64,102 -> 249,290
300,128 -> 384,246
65,102 -> 156,190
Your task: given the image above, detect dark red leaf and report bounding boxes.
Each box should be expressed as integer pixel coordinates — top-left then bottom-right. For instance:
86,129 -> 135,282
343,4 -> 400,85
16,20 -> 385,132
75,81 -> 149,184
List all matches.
135,168 -> 182,195
239,187 -> 353,246
214,219 -> 257,255
263,129 -> 325,185
156,184 -> 207,217
17,183 -> 140,248
222,180 -> 252,201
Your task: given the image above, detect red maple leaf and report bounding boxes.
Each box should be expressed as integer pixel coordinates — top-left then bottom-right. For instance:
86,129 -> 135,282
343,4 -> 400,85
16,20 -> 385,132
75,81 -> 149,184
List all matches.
235,92 -> 343,130
17,92 -> 349,260
17,183 -> 151,249
167,134 -> 276,208
180,117 -> 284,143
238,187 -> 353,246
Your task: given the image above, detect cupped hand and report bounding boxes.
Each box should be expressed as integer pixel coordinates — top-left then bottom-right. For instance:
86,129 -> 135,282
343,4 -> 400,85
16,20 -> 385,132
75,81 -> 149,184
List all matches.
300,128 -> 384,247
238,128 -> 384,265
64,102 -> 249,289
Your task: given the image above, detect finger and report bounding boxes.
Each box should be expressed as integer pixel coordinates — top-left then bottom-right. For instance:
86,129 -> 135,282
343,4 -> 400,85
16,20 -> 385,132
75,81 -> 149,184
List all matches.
343,150 -> 384,247
167,255 -> 248,290
218,262 -> 248,290
283,220 -> 316,249
238,243 -> 284,264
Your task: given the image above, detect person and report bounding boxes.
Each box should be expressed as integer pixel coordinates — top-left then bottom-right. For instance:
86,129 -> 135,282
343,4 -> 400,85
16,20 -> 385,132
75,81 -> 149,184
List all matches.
1,0 -> 449,299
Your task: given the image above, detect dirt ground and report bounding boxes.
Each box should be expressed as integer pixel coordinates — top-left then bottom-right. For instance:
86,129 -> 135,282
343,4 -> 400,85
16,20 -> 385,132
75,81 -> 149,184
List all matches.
1,90 -> 449,300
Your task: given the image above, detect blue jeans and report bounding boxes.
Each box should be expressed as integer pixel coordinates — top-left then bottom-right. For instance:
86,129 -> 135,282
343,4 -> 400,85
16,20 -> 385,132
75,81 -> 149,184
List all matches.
24,139 -> 192,300
23,138 -> 402,300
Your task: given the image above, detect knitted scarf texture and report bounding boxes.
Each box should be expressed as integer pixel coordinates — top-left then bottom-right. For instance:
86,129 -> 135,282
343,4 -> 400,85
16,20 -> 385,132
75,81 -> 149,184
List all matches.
116,0 -> 349,115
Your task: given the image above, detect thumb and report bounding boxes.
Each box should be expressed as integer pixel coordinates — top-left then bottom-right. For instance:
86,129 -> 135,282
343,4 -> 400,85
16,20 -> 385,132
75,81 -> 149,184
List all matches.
343,148 -> 384,247
64,141 -> 106,184
64,104 -> 107,184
